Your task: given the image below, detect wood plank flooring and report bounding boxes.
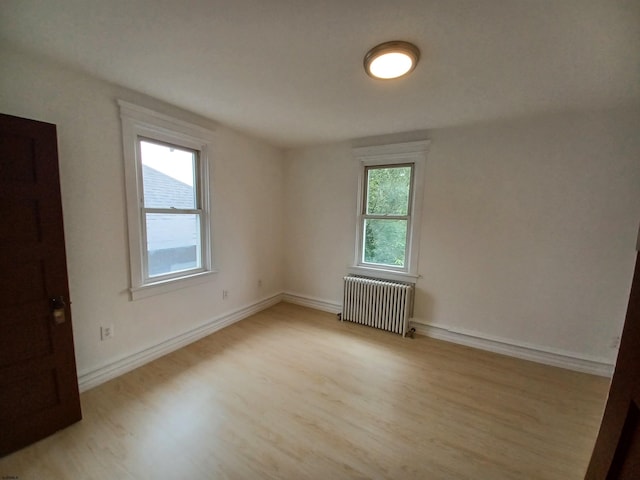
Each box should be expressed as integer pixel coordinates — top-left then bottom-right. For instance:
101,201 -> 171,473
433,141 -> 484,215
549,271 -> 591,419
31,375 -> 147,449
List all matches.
0,302 -> 609,479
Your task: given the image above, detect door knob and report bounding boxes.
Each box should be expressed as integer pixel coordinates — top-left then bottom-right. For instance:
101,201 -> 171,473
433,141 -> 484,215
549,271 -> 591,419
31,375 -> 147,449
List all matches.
50,296 -> 66,324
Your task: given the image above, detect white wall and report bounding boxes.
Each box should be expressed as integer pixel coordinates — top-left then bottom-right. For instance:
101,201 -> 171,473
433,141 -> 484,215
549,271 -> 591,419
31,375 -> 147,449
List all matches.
284,108 -> 640,365
0,46 -> 285,381
284,142 -> 357,303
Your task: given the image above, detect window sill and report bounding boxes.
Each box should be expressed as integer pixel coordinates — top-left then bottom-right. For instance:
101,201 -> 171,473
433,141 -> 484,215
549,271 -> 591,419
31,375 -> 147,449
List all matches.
130,270 -> 218,300
348,265 -> 419,284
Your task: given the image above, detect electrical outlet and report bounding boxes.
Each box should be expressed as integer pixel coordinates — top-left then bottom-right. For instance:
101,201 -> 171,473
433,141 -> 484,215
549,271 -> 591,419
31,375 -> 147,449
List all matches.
101,325 -> 114,341
222,290 -> 228,300
610,335 -> 621,349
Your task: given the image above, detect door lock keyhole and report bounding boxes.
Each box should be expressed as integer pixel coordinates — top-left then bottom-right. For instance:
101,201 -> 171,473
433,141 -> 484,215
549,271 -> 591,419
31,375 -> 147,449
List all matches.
50,296 -> 66,324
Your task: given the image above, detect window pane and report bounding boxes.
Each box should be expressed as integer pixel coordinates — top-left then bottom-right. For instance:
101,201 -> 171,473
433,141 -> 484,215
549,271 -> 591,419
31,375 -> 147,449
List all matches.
366,166 -> 411,215
146,213 -> 201,277
140,139 -> 197,209
363,218 -> 407,267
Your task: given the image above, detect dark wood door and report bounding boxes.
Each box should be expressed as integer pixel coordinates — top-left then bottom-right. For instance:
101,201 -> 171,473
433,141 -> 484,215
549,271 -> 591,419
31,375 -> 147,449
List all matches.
585,231 -> 640,479
0,113 -> 81,456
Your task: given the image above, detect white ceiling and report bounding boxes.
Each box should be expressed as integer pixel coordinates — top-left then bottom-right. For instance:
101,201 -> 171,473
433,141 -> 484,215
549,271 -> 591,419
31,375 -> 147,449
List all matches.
1,0 -> 638,148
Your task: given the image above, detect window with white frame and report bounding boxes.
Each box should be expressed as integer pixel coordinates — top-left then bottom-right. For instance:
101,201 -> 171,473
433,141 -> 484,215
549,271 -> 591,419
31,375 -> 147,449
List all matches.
351,141 -> 429,282
119,100 -> 215,299
362,163 -> 413,268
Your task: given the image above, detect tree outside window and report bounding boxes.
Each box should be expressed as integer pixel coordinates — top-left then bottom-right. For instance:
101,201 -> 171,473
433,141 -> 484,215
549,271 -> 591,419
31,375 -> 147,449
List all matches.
362,165 -> 413,268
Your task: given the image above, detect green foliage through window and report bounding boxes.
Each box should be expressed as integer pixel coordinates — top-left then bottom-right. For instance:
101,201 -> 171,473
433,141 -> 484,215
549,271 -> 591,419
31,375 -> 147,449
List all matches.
363,165 -> 412,268
366,166 -> 411,215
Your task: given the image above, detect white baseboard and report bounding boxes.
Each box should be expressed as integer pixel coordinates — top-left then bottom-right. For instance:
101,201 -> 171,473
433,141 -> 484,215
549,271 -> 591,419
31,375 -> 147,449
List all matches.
410,320 -> 615,377
282,292 -> 342,314
79,290 -> 613,392
77,293 -> 283,392
280,292 -> 614,377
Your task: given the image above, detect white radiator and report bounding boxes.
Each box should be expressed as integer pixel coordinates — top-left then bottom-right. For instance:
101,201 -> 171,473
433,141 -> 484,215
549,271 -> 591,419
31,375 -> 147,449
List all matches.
342,275 -> 414,336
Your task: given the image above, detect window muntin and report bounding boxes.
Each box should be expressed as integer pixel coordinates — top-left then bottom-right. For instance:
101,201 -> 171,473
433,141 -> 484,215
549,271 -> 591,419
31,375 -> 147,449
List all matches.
361,164 -> 414,269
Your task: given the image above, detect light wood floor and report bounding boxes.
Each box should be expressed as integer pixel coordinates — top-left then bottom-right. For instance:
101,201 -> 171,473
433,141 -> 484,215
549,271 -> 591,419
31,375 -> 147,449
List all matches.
1,303 -> 609,479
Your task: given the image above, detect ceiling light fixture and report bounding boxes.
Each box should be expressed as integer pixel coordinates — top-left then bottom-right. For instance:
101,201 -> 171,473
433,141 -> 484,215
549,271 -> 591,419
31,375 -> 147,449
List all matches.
364,41 -> 420,80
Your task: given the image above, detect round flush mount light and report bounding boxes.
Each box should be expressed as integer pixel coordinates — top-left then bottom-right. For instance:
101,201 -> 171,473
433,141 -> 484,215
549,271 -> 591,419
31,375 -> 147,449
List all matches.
364,41 -> 420,80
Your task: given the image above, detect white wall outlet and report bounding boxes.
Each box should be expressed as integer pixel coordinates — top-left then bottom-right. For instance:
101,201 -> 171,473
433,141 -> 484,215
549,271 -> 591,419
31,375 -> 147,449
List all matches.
222,290 -> 229,300
101,325 -> 114,341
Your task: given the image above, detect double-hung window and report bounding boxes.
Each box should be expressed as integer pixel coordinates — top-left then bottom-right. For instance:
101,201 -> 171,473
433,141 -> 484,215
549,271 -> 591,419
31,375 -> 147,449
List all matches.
119,101 -> 215,299
362,164 -> 413,268
139,138 -> 204,279
351,141 -> 429,282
